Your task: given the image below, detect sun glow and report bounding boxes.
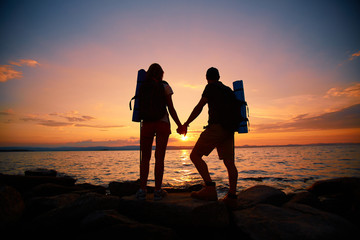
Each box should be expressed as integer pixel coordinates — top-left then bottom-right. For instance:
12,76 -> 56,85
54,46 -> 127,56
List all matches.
181,135 -> 189,141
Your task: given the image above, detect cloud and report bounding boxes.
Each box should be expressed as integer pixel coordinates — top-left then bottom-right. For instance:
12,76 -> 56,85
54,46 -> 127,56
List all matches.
63,115 -> 96,122
63,138 -> 139,147
20,117 -> 72,127
19,111 -> 124,129
254,104 -> 360,132
180,83 -> 203,90
0,59 -> 40,82
74,123 -> 124,128
39,120 -> 73,127
0,109 -> 14,115
0,65 -> 23,82
349,50 -> 360,61
325,83 -> 360,98
9,59 -> 40,67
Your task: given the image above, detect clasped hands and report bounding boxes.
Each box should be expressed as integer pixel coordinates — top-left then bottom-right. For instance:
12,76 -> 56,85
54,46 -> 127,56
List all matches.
176,123 -> 188,136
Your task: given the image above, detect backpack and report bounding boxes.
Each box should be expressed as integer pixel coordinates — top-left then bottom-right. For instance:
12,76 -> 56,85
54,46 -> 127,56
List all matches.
219,84 -> 247,132
138,80 -> 168,122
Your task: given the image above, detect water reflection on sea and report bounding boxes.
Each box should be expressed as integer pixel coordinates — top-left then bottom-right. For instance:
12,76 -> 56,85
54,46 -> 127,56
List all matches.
1,144 -> 359,195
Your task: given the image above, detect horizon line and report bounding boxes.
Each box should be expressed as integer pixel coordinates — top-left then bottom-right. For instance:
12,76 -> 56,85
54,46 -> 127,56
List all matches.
0,142 -> 359,152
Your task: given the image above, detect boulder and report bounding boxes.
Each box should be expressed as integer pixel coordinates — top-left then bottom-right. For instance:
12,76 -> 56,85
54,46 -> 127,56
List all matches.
287,191 -> 320,208
109,180 -> 140,197
109,181 -> 203,197
28,193 -> 121,231
234,203 -> 357,240
308,177 -> 360,223
80,209 -> 137,229
81,210 -> 177,239
307,177 -> 360,196
237,185 -> 288,208
25,168 -> 57,177
0,174 -> 76,193
118,192 -> 229,228
0,185 -> 25,226
28,182 -> 106,198
25,193 -> 80,218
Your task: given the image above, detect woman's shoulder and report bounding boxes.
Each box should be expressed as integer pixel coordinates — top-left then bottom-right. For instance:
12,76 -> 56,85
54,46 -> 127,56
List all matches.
162,80 -> 173,95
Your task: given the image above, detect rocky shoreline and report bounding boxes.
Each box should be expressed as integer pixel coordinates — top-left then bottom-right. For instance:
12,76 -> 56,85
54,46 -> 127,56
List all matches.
1,168 -> 359,239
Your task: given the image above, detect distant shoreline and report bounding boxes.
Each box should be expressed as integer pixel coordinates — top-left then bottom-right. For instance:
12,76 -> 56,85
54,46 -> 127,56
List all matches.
0,142 -> 359,152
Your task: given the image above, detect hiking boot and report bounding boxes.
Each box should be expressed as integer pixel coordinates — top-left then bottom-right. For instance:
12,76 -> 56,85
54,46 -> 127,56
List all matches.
220,193 -> 238,210
136,188 -> 147,200
191,184 -> 218,201
154,189 -> 168,201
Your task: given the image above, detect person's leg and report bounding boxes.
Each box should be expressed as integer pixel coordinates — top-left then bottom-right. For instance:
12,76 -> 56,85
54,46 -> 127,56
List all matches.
140,123 -> 155,190
223,159 -> 238,195
190,151 -> 218,201
190,151 -> 212,183
190,127 -> 218,201
154,134 -> 169,191
154,121 -> 170,191
217,131 -> 237,194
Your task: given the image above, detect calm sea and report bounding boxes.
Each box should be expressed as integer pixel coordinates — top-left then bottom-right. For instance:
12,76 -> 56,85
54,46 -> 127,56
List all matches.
1,144 -> 359,196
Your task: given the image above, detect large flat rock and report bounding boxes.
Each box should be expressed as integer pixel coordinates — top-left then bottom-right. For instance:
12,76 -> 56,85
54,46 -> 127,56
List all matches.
234,203 -> 357,240
118,192 -> 229,228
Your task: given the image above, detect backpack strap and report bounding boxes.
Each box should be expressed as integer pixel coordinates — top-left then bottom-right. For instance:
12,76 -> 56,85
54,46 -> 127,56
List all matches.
129,95 -> 136,110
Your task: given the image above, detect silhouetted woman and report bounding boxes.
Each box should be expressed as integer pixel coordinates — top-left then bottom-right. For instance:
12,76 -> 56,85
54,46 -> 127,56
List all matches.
136,63 -> 182,200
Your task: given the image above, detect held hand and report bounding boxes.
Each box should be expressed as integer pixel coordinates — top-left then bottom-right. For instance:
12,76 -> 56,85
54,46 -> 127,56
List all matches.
177,124 -> 188,136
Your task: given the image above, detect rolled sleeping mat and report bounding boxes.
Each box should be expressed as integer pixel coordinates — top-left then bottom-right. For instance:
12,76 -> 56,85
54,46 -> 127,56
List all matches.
131,69 -> 146,122
233,80 -> 249,133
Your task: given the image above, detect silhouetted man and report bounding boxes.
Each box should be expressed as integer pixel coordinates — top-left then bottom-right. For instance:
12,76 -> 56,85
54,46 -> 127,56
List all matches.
178,67 -> 238,208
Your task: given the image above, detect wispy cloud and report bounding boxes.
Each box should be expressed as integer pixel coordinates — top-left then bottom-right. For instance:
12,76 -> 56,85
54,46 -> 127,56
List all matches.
63,138 -> 139,147
0,109 -> 14,115
180,83 -> 203,90
0,65 -> 23,82
9,59 -> 40,67
0,59 -> 40,82
349,50 -> 360,61
325,83 -> 360,98
254,104 -> 360,132
19,111 -> 124,129
74,123 -> 125,128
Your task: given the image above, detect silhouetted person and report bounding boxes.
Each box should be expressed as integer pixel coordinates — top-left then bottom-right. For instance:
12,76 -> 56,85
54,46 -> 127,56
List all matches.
137,63 -> 182,200
179,67 -> 238,208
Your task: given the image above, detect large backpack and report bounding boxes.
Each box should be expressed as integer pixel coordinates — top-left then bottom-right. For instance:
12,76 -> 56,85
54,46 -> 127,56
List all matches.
218,84 -> 247,132
138,80 -> 168,122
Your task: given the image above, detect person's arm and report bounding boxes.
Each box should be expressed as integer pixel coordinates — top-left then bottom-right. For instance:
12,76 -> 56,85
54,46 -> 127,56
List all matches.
166,94 -> 182,128
184,97 -> 208,127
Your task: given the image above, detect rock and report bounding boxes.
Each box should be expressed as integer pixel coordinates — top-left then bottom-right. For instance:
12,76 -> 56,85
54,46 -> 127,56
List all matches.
109,181 -> 203,197
0,185 -> 25,226
25,168 -> 57,177
0,174 -> 76,194
308,177 -> 360,223
237,185 -> 288,208
234,203 -> 357,240
25,193 -> 80,218
307,177 -> 360,196
28,193 -> 121,230
28,183 -> 106,197
80,209 -> 136,229
287,191 -> 320,208
109,180 -> 140,197
118,192 -> 229,229
103,222 -> 177,239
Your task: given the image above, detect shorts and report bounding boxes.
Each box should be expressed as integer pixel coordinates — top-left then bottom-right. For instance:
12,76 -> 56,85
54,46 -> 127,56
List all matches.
192,124 -> 234,160
141,121 -> 171,139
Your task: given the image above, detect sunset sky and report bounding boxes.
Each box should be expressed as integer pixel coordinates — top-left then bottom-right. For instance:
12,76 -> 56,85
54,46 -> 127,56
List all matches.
1,0 -> 359,147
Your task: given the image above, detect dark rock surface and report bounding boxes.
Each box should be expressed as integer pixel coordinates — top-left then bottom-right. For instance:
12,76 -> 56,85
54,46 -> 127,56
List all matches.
1,170 -> 359,239
237,185 -> 288,208
235,203 -> 356,240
